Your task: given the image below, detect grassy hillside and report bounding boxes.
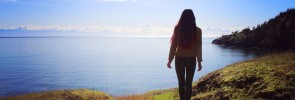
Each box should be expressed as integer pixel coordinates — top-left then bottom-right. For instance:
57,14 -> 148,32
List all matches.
192,52 -> 295,99
1,88 -> 178,100
212,8 -> 295,50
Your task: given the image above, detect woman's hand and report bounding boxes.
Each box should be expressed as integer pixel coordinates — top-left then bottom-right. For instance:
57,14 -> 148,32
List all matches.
167,60 -> 172,69
197,62 -> 202,71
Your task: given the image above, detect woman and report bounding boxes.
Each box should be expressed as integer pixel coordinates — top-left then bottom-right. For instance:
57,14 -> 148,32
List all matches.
167,9 -> 202,100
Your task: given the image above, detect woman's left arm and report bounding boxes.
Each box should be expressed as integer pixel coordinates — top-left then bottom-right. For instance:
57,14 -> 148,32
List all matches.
197,27 -> 202,71
196,27 -> 202,63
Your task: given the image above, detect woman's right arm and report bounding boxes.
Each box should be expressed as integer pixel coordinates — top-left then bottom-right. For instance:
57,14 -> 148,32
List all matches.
167,29 -> 178,68
168,39 -> 177,62
167,38 -> 177,69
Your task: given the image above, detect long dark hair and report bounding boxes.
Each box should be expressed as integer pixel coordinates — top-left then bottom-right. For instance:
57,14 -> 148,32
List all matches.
171,9 -> 197,48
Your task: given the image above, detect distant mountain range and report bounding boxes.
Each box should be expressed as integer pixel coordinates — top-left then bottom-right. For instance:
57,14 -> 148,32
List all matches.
212,8 -> 295,51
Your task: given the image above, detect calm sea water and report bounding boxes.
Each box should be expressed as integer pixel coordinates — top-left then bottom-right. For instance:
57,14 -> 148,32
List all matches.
0,37 -> 260,96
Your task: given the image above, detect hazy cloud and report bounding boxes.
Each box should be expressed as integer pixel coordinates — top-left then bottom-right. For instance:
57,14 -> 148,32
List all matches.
0,25 -> 241,37
0,25 -> 172,34
202,27 -> 242,37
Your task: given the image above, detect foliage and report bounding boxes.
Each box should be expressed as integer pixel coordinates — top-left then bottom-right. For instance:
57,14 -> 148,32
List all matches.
212,8 -> 295,51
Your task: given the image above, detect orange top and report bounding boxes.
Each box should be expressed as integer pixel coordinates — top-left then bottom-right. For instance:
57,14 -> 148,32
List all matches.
168,27 -> 202,62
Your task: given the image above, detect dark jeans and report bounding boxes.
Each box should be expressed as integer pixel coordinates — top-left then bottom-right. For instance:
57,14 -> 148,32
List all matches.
175,56 -> 196,100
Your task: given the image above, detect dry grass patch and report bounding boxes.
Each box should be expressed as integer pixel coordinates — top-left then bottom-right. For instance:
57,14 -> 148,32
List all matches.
2,89 -> 113,100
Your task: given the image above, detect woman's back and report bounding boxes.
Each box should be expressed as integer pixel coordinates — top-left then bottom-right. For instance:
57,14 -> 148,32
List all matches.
168,27 -> 202,62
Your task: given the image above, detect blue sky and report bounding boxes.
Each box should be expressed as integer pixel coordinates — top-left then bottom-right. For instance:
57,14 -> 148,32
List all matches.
0,0 -> 294,37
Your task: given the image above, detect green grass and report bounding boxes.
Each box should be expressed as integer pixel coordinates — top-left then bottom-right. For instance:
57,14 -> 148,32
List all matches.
114,89 -> 178,100
153,91 -> 176,100
148,89 -> 178,100
114,94 -> 152,100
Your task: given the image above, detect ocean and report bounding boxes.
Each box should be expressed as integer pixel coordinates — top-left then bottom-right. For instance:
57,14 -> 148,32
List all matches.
0,37 -> 260,96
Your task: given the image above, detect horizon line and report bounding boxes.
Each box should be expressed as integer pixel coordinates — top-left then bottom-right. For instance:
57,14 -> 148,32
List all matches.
0,36 -> 218,38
